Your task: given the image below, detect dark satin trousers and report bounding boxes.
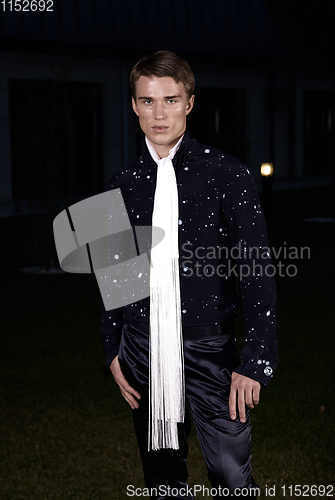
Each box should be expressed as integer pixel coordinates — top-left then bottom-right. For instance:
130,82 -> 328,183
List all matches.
118,322 -> 260,499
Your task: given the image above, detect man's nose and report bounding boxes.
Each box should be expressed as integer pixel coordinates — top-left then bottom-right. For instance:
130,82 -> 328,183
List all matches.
153,102 -> 166,119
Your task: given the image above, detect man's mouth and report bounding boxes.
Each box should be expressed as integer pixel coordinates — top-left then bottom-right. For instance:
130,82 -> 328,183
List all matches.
152,126 -> 168,132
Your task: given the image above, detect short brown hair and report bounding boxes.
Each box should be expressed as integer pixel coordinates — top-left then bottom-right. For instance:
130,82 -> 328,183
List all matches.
129,50 -> 195,100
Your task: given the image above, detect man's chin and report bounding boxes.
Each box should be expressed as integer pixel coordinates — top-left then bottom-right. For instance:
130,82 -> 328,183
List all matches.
146,133 -> 172,146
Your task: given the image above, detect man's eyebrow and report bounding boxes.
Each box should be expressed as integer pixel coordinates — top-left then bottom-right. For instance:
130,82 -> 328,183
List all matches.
137,95 -> 182,100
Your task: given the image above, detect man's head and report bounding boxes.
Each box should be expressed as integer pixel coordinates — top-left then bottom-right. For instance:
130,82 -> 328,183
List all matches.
129,50 -> 195,157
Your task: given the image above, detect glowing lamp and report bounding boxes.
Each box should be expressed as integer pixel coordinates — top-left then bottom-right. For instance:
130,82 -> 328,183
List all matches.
260,163 -> 274,177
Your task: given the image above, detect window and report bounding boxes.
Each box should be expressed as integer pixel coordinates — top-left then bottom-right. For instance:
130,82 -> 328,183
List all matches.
188,87 -> 247,162
9,79 -> 103,207
304,90 -> 334,177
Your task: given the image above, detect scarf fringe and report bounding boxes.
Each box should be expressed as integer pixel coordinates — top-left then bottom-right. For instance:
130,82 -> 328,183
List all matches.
148,256 -> 185,451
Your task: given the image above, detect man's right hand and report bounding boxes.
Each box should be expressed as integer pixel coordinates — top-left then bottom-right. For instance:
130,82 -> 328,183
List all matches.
110,356 -> 141,410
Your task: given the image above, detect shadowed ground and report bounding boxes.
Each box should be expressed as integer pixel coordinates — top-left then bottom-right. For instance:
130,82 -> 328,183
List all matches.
1,227 -> 334,499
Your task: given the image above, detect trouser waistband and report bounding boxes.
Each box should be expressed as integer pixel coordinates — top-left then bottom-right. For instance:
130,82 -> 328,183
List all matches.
125,319 -> 234,341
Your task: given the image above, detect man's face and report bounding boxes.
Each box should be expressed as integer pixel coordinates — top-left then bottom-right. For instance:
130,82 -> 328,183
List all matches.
132,75 -> 194,156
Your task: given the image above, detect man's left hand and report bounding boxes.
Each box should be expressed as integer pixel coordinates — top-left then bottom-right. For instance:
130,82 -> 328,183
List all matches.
229,372 -> 261,423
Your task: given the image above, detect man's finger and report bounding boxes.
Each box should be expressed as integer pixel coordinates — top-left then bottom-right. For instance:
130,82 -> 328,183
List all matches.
245,387 -> 254,409
116,370 -> 141,400
120,380 -> 141,401
229,384 -> 237,420
253,384 -> 261,405
238,386 -> 246,423
121,388 -> 140,409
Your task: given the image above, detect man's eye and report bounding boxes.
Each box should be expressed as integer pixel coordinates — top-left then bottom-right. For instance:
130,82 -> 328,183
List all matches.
167,99 -> 176,103
144,99 -> 152,104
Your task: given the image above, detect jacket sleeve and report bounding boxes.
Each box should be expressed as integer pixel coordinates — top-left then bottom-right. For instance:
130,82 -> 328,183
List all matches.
223,161 -> 279,387
99,172 -> 125,371
100,302 -> 124,371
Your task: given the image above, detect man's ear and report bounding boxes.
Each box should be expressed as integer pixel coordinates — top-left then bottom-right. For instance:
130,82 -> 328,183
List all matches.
131,97 -> 139,117
186,94 -> 195,116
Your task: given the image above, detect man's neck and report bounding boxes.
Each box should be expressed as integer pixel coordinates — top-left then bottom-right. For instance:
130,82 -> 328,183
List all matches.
146,133 -> 185,160
155,142 -> 176,159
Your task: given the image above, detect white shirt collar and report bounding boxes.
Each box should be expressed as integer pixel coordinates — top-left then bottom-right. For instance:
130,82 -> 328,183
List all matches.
145,134 -> 184,164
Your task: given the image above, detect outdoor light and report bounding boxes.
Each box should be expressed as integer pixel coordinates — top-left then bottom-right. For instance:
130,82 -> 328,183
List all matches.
260,162 -> 274,177
260,163 -> 274,224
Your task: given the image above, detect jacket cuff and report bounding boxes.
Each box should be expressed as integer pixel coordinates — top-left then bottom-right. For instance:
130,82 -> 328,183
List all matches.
232,358 -> 276,388
105,344 -> 120,371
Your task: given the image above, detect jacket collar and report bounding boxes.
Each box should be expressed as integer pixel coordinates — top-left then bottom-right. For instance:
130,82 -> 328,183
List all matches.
139,129 -> 195,169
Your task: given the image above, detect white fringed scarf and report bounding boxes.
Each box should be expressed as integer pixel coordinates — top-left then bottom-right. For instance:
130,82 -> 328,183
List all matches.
145,134 -> 185,451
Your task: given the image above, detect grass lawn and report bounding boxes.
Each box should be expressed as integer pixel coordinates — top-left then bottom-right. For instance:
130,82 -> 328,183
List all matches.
1,244 -> 334,499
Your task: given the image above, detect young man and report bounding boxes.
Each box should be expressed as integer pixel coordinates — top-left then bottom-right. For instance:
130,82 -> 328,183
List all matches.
100,50 -> 278,498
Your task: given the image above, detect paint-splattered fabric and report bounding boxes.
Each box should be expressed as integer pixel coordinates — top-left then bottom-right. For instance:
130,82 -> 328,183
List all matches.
100,130 -> 278,388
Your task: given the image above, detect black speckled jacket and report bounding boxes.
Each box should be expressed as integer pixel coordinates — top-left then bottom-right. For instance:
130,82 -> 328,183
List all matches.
100,130 -> 279,388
